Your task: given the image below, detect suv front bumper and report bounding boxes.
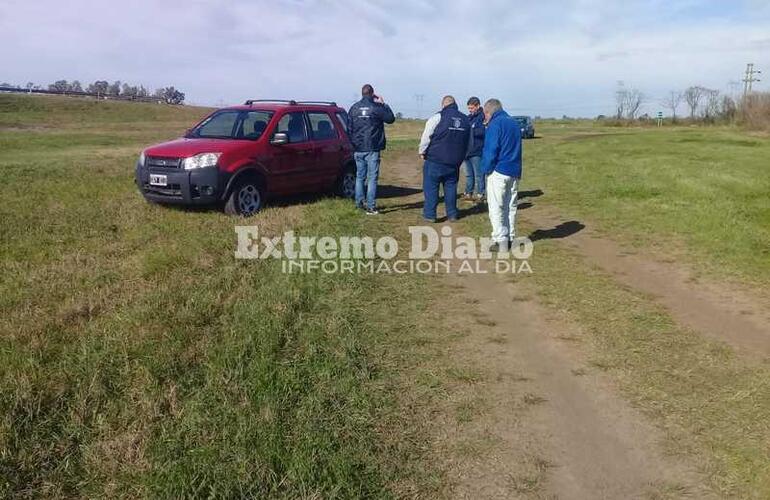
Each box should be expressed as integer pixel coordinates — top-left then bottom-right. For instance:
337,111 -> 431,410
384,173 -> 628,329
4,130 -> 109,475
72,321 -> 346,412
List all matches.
135,163 -> 226,205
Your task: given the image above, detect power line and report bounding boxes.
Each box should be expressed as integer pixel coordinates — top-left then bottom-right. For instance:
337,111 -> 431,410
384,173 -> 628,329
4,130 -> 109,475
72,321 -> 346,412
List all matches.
743,63 -> 761,97
413,94 -> 425,116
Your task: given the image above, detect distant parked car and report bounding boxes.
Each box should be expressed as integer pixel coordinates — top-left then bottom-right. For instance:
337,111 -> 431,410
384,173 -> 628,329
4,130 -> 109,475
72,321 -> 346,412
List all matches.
512,116 -> 535,139
135,100 -> 355,216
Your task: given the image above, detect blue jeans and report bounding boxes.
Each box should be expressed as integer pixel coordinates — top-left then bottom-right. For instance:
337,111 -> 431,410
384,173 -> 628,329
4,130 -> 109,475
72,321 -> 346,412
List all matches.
423,160 -> 459,220
354,151 -> 380,210
463,155 -> 485,195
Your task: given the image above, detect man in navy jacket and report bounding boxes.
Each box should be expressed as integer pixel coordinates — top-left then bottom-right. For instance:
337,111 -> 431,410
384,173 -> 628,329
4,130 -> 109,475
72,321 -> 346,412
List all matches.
481,98 -> 523,250
418,96 -> 471,222
462,96 -> 486,201
348,84 -> 396,215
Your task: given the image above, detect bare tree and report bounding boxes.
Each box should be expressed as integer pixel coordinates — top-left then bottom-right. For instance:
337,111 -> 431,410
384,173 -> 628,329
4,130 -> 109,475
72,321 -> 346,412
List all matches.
703,88 -> 721,120
615,85 -> 627,119
684,86 -> 704,119
721,95 -> 737,122
614,82 -> 644,120
661,91 -> 683,122
624,89 -> 644,119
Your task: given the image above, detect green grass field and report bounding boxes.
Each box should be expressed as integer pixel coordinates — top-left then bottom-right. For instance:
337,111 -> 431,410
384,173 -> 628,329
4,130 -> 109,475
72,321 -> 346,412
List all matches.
1,94 -> 769,497
523,121 -> 770,289
0,95 -> 442,498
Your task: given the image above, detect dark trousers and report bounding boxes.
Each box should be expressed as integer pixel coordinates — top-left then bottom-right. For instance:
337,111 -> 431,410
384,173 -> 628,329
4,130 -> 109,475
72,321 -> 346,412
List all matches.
423,160 -> 459,220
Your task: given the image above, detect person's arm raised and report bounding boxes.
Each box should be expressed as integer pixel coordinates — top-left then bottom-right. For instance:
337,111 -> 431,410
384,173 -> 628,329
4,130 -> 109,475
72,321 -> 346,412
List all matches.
379,99 -> 396,124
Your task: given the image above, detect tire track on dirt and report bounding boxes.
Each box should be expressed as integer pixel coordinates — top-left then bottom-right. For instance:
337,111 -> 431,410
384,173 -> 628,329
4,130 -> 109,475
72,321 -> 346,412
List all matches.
378,152 -> 712,498
521,208 -> 770,359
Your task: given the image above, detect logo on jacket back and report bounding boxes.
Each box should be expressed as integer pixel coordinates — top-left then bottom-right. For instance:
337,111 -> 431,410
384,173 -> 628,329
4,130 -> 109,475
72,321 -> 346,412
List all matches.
359,107 -> 370,118
449,117 -> 465,131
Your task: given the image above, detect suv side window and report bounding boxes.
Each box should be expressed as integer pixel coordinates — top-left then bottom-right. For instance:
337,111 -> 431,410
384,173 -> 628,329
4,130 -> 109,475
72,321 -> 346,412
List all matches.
237,110 -> 273,140
275,112 -> 309,143
335,111 -> 349,134
307,112 -> 338,141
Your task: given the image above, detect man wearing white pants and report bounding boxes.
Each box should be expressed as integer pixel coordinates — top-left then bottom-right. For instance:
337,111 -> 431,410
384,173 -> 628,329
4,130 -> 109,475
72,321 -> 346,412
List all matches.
480,99 -> 523,252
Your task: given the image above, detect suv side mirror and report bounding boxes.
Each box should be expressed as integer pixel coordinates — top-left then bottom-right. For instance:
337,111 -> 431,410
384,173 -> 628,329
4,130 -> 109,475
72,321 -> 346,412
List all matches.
271,132 -> 289,145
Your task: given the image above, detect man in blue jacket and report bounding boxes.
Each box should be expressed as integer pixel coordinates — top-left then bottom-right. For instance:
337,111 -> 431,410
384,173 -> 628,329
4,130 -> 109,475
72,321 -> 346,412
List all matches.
462,96 -> 486,201
418,96 -> 471,222
481,98 -> 522,251
348,84 -> 396,215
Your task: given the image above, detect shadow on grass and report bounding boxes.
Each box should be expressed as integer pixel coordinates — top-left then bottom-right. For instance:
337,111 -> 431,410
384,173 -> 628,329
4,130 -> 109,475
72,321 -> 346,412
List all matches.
378,184 -> 422,199
519,189 -> 544,200
529,220 -> 585,242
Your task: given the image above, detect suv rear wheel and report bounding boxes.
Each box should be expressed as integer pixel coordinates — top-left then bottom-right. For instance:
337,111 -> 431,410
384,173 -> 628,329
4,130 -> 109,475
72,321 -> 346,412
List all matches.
335,165 -> 356,199
224,177 -> 265,216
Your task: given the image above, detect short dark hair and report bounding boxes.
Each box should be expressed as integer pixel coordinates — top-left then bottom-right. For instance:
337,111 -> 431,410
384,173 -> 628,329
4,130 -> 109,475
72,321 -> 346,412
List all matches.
467,96 -> 481,106
362,84 -> 374,96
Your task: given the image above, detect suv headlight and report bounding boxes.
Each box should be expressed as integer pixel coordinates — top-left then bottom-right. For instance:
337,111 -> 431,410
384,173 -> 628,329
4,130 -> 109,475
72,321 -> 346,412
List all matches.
183,152 -> 221,170
138,151 -> 146,167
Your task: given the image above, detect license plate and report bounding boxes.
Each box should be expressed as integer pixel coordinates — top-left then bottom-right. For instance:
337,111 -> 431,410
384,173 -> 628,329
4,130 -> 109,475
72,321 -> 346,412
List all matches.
149,174 -> 167,186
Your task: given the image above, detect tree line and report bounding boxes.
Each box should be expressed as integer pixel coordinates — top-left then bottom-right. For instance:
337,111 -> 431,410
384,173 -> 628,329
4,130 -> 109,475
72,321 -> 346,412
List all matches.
0,79 -> 185,105
660,86 -> 737,122
610,82 -> 769,129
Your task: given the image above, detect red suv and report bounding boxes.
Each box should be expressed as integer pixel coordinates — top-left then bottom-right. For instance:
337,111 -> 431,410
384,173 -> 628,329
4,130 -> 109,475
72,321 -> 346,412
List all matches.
135,100 -> 356,216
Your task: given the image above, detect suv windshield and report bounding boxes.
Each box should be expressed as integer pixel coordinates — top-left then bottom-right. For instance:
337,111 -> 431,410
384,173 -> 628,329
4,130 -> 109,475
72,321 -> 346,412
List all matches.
190,110 -> 273,140
512,116 -> 530,126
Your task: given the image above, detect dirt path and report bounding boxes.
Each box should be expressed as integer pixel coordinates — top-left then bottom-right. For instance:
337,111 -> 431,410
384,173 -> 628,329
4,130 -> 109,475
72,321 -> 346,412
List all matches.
521,208 -> 770,359
377,153 -> 715,498
444,269 -> 709,499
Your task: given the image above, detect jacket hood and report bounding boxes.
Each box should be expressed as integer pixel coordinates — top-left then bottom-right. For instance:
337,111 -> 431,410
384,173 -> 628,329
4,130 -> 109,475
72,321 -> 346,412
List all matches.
490,109 -> 510,122
442,102 -> 460,113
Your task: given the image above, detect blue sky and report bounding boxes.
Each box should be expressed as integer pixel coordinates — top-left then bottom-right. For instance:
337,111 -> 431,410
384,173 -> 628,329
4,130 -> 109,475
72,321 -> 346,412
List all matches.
2,0 -> 769,117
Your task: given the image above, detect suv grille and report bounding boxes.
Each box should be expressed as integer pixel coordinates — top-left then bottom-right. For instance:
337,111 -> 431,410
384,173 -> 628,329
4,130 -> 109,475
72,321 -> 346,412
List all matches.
146,156 -> 182,168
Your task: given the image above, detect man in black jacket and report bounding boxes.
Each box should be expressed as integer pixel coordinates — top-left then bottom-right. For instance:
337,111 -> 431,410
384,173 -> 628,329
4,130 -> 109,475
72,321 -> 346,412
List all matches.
348,84 -> 396,215
462,96 -> 486,201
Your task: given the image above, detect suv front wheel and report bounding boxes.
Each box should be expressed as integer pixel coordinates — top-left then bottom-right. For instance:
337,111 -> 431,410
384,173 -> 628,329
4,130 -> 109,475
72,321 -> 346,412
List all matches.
224,178 -> 265,216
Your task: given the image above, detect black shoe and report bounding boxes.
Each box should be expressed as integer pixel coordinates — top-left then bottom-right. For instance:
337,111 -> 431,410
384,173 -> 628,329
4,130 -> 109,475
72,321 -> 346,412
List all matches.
488,241 -> 509,253
365,207 -> 380,215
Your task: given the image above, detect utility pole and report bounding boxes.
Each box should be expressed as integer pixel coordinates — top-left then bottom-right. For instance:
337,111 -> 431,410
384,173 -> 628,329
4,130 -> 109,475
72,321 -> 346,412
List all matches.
742,63 -> 761,97
413,94 -> 424,117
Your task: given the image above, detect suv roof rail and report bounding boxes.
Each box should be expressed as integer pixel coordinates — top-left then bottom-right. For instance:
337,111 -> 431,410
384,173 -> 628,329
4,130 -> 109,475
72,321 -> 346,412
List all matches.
295,100 -> 337,106
244,99 -> 297,105
243,99 -> 338,107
